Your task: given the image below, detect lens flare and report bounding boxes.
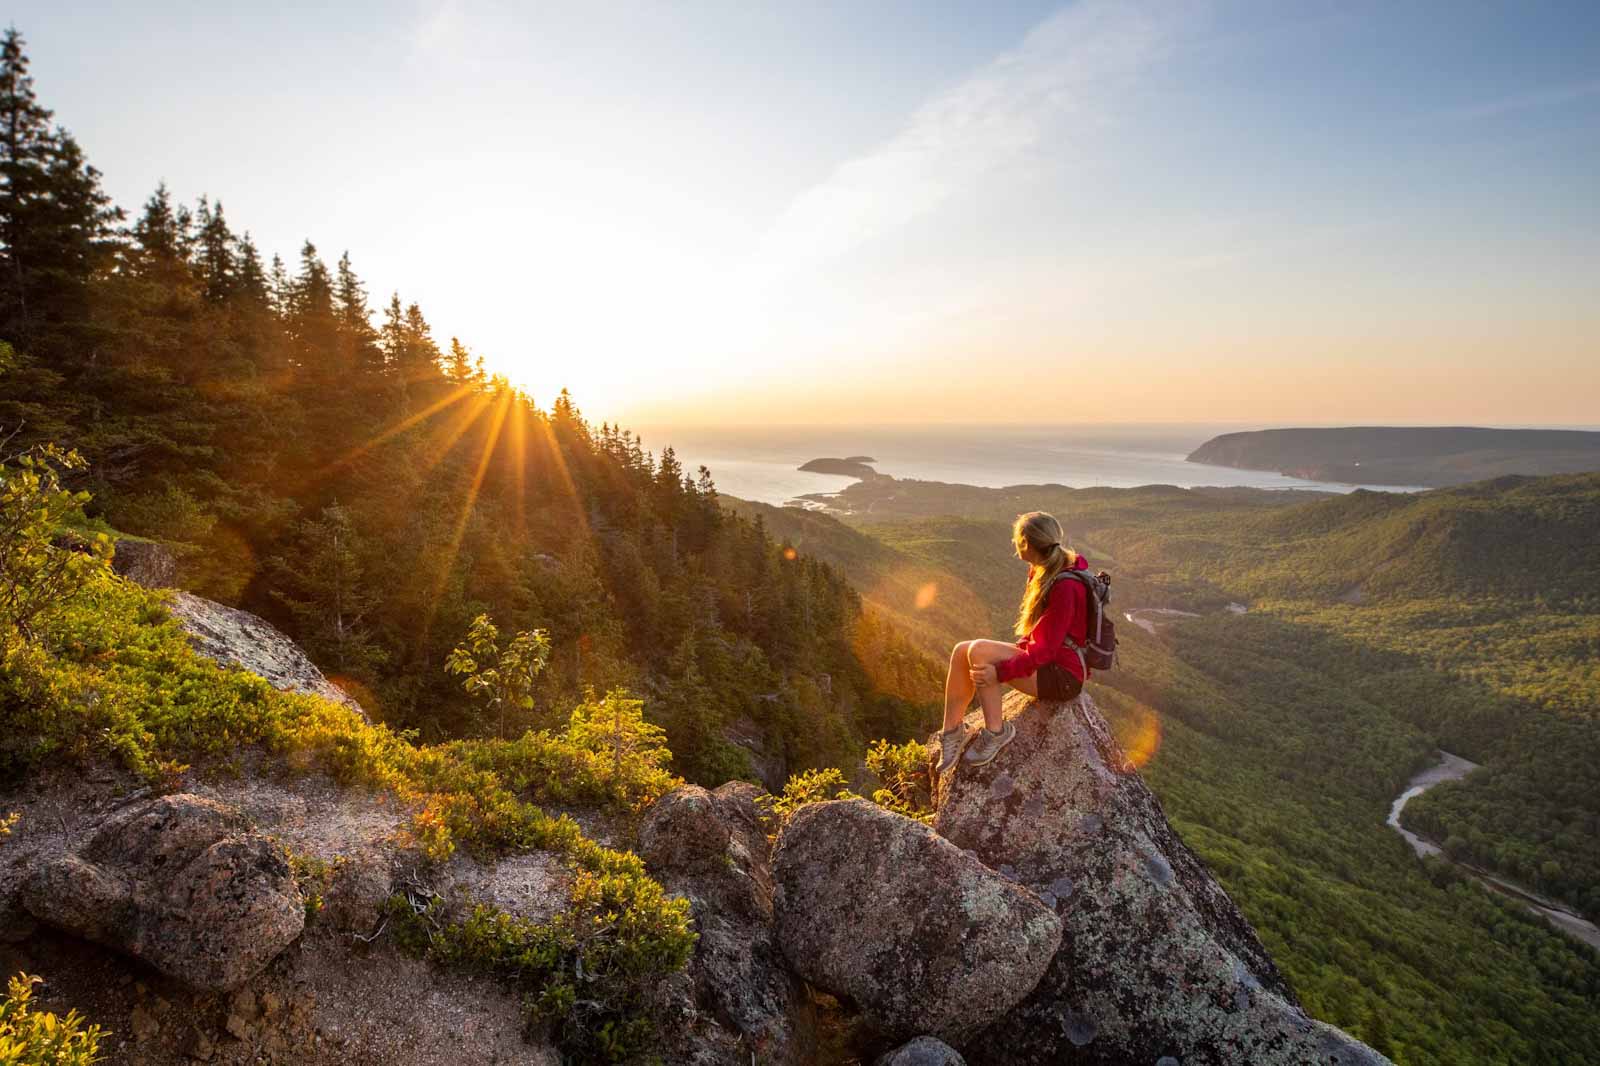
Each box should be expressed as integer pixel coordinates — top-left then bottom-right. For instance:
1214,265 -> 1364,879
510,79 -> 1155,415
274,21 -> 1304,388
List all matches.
1119,702 -> 1163,771
783,546 -> 798,561
914,582 -> 939,610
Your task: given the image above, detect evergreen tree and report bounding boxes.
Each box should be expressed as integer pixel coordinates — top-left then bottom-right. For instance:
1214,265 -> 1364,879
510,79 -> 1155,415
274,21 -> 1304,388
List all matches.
128,183 -> 194,299
193,197 -> 235,302
286,240 -> 337,371
233,232 -> 268,306
333,252 -> 377,359
0,28 -> 119,357
400,301 -> 437,369
268,503 -> 385,676
267,253 -> 290,317
444,336 -> 476,385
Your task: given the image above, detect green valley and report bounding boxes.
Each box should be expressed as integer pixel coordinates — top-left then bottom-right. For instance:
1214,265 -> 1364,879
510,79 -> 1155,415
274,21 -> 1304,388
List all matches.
742,475 -> 1600,1064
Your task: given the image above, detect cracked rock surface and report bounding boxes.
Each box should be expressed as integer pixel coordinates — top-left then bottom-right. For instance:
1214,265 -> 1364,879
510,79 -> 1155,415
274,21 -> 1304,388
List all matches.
934,691 -> 1390,1066
773,797 -> 1062,1046
21,794 -> 304,992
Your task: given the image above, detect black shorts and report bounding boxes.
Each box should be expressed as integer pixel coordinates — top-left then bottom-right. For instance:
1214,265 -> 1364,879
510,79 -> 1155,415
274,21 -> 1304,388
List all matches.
1036,662 -> 1084,702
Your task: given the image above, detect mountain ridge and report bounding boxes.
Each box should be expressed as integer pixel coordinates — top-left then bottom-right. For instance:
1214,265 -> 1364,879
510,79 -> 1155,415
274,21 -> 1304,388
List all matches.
1187,425 -> 1600,487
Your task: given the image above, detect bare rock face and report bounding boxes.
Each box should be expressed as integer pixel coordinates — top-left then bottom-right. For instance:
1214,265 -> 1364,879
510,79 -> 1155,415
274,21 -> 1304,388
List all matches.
935,692 -> 1390,1066
21,794 -> 304,992
772,798 -> 1062,1046
877,1036 -> 967,1066
164,590 -> 367,717
641,782 -> 813,1064
640,785 -> 733,876
111,538 -> 177,588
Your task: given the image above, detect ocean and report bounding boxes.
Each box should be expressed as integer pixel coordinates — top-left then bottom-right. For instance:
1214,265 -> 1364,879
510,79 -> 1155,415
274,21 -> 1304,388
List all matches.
628,423 -> 1426,507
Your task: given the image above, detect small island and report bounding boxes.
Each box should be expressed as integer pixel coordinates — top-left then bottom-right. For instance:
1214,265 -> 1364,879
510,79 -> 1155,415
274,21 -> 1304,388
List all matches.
799,457 -> 882,480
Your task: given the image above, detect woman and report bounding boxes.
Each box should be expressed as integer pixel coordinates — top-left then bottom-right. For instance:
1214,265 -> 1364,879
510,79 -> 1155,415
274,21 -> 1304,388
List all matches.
936,511 -> 1090,771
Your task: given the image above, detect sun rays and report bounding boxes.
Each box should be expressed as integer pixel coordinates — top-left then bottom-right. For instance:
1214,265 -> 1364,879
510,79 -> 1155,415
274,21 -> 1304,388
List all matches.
298,376 -> 601,646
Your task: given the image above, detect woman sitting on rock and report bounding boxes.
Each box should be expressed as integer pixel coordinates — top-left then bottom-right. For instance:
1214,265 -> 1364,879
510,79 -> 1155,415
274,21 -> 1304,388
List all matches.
936,511 -> 1090,771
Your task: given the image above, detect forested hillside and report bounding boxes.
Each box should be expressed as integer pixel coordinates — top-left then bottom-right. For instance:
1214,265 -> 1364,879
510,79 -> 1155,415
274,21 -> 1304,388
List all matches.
1186,426 -> 1600,487
0,29 -> 936,785
749,478 -> 1600,1065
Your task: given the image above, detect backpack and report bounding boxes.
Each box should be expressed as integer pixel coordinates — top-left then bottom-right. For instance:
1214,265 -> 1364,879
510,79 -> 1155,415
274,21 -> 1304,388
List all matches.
1047,568 -> 1118,673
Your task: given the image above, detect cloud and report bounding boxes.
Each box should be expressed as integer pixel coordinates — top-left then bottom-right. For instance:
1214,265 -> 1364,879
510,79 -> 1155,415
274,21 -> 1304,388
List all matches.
1439,77 -> 1600,122
757,0 -> 1196,273
412,0 -> 468,57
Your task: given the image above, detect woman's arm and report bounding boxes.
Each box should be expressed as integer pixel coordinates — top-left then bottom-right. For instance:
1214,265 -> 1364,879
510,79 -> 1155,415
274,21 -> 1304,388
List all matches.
994,581 -> 1080,684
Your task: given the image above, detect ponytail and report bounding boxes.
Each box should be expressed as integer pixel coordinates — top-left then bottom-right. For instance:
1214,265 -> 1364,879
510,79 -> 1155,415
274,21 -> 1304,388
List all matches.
1012,512 -> 1077,636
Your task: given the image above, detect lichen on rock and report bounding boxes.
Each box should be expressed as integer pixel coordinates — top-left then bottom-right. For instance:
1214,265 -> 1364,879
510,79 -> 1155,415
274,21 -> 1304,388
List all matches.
772,798 -> 1062,1046
934,690 -> 1390,1065
21,794 -> 305,992
641,781 -> 814,1064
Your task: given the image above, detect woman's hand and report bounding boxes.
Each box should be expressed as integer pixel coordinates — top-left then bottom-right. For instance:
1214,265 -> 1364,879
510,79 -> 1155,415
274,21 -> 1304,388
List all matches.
970,663 -> 998,687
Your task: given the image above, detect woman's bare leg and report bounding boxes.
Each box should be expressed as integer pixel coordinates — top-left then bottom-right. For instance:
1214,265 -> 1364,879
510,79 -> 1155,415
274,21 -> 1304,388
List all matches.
966,639 -> 1024,732
942,641 -> 975,731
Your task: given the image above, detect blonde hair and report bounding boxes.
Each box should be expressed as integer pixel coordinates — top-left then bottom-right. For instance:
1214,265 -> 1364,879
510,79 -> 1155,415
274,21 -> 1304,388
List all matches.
1013,511 -> 1077,637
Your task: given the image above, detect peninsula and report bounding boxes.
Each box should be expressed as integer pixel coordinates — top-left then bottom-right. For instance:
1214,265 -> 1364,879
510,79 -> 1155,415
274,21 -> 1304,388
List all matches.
1187,426 -> 1600,487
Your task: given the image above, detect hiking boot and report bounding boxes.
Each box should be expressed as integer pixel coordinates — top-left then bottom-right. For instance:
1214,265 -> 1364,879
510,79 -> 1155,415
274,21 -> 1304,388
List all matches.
962,721 -> 1016,767
935,726 -> 969,774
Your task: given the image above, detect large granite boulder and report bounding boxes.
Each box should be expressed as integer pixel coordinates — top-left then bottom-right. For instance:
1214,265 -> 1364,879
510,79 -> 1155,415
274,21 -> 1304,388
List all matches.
111,538 -> 177,588
165,590 -> 367,717
21,794 -> 304,991
935,691 -> 1390,1065
772,798 -> 1062,1046
642,782 -> 813,1064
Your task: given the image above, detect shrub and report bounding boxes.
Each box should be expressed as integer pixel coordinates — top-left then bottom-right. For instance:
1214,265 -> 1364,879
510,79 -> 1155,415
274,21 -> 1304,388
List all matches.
0,973 -> 105,1066
1,570 -> 695,1060
445,613 -> 550,739
865,737 -> 934,822
0,444 -> 110,643
766,766 -> 857,824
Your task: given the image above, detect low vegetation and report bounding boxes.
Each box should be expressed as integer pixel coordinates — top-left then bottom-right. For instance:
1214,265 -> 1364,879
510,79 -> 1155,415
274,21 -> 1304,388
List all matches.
0,973 -> 104,1066
0,449 -> 692,1061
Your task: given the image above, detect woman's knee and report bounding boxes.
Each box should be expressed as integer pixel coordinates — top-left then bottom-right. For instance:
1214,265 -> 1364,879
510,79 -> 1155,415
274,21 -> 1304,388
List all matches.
950,639 -> 972,664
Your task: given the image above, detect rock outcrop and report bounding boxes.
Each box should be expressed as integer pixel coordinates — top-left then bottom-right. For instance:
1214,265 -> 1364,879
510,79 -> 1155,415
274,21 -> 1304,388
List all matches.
164,590 -> 367,717
876,1036 -> 966,1066
111,538 -> 177,588
641,782 -> 814,1064
21,794 -> 304,992
934,691 -> 1389,1065
772,798 -> 1062,1046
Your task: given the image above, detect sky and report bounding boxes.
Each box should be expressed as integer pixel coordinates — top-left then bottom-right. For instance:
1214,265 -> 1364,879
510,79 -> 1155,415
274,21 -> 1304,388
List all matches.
13,0 -> 1600,426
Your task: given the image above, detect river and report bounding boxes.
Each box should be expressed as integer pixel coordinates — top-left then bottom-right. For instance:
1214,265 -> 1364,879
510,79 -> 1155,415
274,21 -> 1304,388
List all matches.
1387,750 -> 1600,952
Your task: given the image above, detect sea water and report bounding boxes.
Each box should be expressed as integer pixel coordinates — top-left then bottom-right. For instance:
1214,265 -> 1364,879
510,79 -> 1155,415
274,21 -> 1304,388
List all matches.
629,423 -> 1426,506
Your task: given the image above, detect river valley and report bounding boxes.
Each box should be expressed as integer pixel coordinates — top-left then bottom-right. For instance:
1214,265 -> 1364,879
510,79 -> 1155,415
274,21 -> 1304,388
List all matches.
1388,751 -> 1600,951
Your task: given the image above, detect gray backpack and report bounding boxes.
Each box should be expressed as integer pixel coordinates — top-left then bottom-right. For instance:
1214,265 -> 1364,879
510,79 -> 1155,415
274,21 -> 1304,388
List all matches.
1047,568 -> 1118,672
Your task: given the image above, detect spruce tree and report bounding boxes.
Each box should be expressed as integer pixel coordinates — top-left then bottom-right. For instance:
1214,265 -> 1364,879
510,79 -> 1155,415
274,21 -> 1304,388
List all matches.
334,251 -> 381,378
130,183 -> 190,285
233,232 -> 268,305
268,503 -> 385,676
286,240 -> 337,374
0,28 -> 119,357
194,197 -> 235,302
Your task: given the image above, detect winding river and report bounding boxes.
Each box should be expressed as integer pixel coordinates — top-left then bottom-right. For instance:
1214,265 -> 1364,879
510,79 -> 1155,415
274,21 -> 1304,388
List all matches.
1388,750 -> 1600,951
1122,607 -> 1600,951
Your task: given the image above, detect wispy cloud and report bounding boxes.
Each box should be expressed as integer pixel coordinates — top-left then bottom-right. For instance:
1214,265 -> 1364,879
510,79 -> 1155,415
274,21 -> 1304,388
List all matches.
412,0 -> 468,57
1440,77 -> 1600,122
757,0 -> 1197,272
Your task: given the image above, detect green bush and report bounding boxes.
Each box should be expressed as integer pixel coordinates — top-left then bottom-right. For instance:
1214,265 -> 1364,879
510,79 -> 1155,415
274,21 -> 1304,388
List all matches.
0,973 -> 104,1066
1,562 -> 694,1060
0,444 -> 110,643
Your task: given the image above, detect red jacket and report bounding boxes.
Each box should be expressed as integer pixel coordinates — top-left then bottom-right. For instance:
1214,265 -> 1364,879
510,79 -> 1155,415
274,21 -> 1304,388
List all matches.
995,555 -> 1092,685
